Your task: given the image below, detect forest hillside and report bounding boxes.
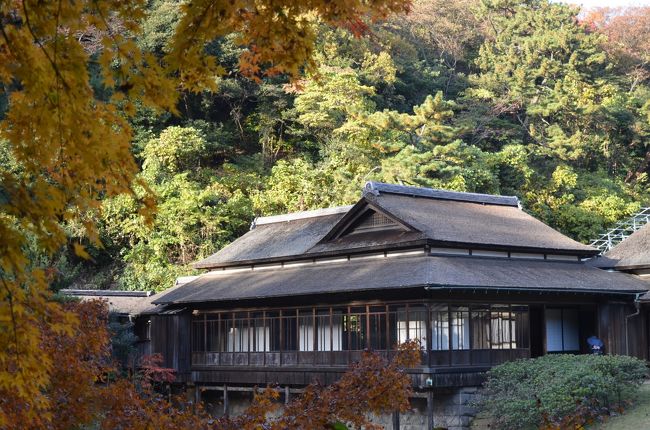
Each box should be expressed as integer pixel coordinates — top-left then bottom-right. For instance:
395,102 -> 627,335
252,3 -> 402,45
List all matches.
28,0 -> 650,293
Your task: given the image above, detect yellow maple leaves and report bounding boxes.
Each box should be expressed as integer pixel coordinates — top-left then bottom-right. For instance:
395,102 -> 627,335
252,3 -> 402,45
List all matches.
0,0 -> 410,426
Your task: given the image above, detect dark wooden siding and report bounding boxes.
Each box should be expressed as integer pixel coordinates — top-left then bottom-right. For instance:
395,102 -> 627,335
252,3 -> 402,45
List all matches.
151,313 -> 191,375
598,302 -> 647,358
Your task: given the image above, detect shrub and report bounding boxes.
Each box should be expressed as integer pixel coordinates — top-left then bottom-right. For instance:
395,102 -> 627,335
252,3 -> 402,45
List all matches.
479,354 -> 647,429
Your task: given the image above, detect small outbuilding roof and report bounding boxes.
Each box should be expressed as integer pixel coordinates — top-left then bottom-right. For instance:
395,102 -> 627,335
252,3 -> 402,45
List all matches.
61,289 -> 158,316
61,276 -> 199,316
194,182 -> 597,269
588,223 -> 650,270
154,254 -> 647,305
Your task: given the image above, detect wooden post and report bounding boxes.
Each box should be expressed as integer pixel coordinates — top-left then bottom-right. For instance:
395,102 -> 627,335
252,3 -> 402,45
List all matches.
194,385 -> 201,414
392,410 -> 400,429
427,390 -> 434,429
223,385 -> 229,417
285,386 -> 290,405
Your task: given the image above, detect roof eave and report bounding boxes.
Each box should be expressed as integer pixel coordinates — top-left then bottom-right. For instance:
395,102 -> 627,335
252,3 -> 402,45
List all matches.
154,283 -> 647,306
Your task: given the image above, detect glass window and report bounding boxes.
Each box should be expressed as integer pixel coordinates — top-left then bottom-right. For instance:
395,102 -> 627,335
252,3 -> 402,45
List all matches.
471,306 -> 491,349
451,306 -> 470,350
328,309 -> 344,351
396,305 -> 427,347
512,305 -> 529,349
490,305 -> 513,350
344,312 -> 366,350
251,313 -> 269,352
431,304 -> 449,351
282,312 -> 297,351
546,308 -> 579,352
267,311 -> 281,352
369,309 -> 387,350
298,311 -> 314,351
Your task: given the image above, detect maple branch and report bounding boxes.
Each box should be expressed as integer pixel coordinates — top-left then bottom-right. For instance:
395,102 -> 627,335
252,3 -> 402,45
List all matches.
21,0 -> 71,91
0,274 -> 22,371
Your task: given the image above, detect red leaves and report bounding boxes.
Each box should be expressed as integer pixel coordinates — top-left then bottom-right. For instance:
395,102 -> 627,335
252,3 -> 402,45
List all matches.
1,300 -> 419,429
138,353 -> 176,391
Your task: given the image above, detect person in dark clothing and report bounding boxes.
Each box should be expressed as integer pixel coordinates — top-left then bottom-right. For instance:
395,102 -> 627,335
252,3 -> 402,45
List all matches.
587,335 -> 604,355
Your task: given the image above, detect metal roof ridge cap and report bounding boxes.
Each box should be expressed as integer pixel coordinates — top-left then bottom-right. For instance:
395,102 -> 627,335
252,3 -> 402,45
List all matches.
364,181 -> 520,207
254,205 -> 354,225
60,289 -> 153,297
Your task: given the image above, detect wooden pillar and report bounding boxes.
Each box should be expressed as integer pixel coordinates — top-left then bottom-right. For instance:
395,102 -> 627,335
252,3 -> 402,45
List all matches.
194,385 -> 201,414
223,385 -> 229,417
285,386 -> 290,405
427,390 -> 434,429
392,410 -> 400,429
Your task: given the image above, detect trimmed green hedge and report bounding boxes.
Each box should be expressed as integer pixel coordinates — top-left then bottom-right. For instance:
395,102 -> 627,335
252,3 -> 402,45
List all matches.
479,354 -> 647,429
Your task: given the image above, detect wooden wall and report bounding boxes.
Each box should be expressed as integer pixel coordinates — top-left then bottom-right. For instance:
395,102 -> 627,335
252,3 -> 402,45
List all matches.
151,313 -> 191,376
598,302 -> 648,359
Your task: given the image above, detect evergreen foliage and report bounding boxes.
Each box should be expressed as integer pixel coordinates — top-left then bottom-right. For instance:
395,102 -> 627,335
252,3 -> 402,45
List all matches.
63,1 -> 650,293
480,354 -> 648,429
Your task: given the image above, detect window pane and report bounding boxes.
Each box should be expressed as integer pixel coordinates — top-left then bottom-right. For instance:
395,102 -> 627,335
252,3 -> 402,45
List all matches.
513,305 -> 529,349
344,313 -> 366,350
252,316 -> 269,352
369,312 -> 387,350
431,304 -> 449,351
396,306 -> 426,347
451,306 -> 470,350
268,314 -> 281,351
409,306 -> 427,347
471,306 -> 490,349
546,308 -> 563,352
299,313 -> 314,351
562,309 -> 580,351
228,316 -> 250,352
282,314 -> 297,351
330,310 -> 344,351
490,305 -> 512,350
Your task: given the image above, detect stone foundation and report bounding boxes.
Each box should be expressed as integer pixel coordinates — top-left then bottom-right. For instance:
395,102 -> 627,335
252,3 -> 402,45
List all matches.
192,385 -> 483,429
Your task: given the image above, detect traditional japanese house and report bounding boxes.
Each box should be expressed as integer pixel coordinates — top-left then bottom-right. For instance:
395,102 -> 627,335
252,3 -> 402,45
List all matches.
588,223 -> 650,360
150,182 -> 649,428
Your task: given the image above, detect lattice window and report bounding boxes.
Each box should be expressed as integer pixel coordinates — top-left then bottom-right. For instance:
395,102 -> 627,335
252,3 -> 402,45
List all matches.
345,210 -> 399,235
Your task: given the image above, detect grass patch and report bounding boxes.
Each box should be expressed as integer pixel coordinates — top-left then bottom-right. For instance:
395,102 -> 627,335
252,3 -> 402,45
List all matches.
590,383 -> 650,429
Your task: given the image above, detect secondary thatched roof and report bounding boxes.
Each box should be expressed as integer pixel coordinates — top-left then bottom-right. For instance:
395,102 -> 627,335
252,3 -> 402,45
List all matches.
589,223 -> 650,270
61,289 -> 158,316
194,182 -> 596,269
154,254 -> 647,305
61,277 -> 198,316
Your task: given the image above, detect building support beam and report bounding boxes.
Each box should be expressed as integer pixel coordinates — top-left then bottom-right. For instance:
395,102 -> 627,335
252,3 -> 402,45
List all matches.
223,385 -> 229,417
392,411 -> 399,430
427,390 -> 434,429
194,385 -> 201,414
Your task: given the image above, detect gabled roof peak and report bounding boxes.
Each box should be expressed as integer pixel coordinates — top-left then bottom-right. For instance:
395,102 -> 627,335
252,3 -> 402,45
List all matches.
364,181 -> 520,208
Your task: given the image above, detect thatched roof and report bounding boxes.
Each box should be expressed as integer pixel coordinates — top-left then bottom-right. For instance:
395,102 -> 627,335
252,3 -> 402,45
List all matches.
61,276 -> 198,316
194,182 -> 596,269
588,223 -> 650,270
61,289 -> 158,316
154,254 -> 647,305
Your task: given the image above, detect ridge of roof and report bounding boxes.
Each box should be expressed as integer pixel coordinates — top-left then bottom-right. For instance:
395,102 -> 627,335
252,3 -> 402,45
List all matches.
253,205 -> 354,227
60,289 -> 153,297
364,181 -> 521,207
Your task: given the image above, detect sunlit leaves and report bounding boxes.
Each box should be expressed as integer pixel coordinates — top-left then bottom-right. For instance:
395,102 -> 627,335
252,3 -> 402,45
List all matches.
0,0 -> 411,425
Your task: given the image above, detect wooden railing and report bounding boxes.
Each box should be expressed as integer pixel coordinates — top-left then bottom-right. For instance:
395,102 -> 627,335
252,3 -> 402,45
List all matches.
191,348 -> 530,368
